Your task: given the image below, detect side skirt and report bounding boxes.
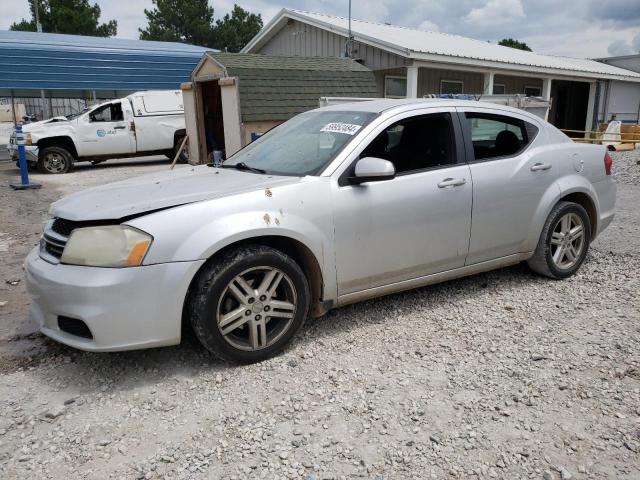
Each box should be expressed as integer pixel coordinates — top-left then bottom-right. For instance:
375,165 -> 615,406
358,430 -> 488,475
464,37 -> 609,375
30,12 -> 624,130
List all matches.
336,253 -> 532,307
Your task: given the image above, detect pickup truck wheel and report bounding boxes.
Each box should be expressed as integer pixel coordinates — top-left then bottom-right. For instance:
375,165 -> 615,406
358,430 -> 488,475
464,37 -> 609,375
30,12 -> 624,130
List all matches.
37,146 -> 72,174
174,136 -> 189,163
188,245 -> 310,364
527,201 -> 591,279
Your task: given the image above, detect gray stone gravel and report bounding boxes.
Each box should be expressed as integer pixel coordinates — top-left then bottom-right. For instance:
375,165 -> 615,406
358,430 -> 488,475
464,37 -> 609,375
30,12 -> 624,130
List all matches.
0,152 -> 639,479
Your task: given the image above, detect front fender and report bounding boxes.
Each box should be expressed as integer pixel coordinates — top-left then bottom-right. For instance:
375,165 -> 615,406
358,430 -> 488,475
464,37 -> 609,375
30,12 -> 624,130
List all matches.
127,178 -> 337,303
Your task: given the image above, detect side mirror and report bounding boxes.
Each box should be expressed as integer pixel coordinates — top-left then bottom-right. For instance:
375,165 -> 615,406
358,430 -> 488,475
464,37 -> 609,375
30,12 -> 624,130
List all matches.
349,157 -> 396,185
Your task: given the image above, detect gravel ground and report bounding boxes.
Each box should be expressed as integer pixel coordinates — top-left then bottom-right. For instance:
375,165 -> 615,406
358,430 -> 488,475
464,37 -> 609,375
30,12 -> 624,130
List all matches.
0,153 -> 639,479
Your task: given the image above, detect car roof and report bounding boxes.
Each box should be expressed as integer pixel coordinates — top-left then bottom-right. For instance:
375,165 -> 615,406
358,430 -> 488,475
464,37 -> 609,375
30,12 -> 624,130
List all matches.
316,98 -> 544,122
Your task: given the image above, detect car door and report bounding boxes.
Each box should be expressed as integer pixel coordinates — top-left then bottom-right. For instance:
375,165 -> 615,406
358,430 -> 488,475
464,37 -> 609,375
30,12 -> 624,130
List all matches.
76,100 -> 135,156
332,108 -> 473,296
458,108 -> 560,265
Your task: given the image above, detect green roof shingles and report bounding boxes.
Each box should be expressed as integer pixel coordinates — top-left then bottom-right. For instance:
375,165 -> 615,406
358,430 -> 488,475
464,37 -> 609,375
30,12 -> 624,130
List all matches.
207,53 -> 378,122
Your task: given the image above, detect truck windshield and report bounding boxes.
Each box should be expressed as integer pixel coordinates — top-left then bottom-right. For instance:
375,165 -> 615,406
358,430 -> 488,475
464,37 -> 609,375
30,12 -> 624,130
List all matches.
222,110 -> 378,176
66,108 -> 90,120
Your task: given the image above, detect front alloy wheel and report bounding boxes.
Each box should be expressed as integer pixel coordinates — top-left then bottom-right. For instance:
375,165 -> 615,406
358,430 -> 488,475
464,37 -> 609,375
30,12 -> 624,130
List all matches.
217,267 -> 297,351
188,245 -> 310,363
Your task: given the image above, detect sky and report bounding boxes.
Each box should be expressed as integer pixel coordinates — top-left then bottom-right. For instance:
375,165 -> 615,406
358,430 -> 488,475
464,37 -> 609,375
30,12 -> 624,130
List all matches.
2,0 -> 639,59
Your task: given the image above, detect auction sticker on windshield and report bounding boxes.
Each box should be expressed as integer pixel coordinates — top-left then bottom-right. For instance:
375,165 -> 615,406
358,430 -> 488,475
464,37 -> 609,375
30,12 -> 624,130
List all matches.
320,123 -> 362,135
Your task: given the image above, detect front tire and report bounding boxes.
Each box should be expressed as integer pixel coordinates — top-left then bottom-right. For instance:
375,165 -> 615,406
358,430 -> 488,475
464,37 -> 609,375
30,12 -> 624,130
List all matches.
187,245 -> 310,363
527,201 -> 591,279
37,146 -> 72,174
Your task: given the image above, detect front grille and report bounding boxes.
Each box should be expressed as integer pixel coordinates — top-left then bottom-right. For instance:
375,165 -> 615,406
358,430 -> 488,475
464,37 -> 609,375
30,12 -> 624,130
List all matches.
58,316 -> 93,339
51,218 -> 81,237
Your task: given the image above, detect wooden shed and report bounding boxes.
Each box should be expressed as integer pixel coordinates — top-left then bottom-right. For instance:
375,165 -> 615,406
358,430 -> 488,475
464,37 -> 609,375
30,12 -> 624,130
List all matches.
181,52 -> 377,163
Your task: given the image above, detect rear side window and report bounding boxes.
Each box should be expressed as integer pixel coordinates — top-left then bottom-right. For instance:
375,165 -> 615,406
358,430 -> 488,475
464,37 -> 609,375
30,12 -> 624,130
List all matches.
465,113 -> 538,161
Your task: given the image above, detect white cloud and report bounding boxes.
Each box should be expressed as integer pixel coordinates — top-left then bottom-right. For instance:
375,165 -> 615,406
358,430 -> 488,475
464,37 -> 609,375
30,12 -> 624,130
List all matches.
418,20 -> 439,32
465,0 -> 525,25
1,0 -> 639,59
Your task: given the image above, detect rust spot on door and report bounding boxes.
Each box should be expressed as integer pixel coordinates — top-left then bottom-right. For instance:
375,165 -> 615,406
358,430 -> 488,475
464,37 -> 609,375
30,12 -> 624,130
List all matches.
263,213 -> 271,225
265,188 -> 272,198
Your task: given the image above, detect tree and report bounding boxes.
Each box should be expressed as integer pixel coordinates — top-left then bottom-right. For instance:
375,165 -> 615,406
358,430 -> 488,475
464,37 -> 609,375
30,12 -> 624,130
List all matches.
212,5 -> 262,53
10,0 -> 117,37
139,0 -> 216,46
498,38 -> 532,51
139,1 -> 262,51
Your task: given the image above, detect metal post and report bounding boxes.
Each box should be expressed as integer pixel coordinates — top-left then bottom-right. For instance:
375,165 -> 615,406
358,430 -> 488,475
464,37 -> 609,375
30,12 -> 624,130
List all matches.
35,0 -> 42,32
10,89 -> 17,128
40,89 -> 47,119
345,0 -> 353,57
9,124 -> 41,190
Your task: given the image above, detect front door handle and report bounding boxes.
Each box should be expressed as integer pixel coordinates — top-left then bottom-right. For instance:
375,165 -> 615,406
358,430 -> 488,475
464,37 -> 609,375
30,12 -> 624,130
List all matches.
438,178 -> 466,188
530,163 -> 552,171
113,125 -> 127,130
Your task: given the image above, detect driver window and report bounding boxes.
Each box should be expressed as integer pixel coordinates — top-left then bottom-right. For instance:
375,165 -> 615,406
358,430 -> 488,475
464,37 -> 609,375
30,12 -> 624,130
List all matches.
90,103 -> 124,122
361,113 -> 456,174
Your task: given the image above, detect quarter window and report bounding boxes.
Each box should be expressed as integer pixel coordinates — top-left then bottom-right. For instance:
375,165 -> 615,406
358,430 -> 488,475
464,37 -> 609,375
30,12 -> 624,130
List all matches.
361,113 -> 456,174
465,113 -> 537,160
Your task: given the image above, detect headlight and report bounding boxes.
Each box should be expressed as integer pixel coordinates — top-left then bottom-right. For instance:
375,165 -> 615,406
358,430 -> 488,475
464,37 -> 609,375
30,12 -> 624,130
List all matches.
61,225 -> 152,267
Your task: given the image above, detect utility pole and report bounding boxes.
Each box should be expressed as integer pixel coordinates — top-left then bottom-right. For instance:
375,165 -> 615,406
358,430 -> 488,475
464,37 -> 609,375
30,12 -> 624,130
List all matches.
345,0 -> 354,58
35,0 -> 43,32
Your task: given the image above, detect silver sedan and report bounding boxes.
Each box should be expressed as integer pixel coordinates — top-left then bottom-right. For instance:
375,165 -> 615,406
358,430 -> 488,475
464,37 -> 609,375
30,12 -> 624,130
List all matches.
25,99 -> 616,363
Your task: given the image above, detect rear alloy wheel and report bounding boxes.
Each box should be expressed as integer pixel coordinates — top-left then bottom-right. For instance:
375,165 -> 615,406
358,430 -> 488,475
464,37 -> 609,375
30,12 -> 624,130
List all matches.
188,245 -> 310,363
37,146 -> 72,174
527,201 -> 591,279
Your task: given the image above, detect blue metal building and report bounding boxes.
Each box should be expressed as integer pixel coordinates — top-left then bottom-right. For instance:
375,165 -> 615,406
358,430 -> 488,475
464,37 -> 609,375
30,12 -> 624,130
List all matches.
0,30 -> 209,118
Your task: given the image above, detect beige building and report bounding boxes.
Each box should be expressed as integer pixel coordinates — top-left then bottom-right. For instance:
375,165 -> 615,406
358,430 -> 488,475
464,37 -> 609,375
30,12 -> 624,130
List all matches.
243,9 -> 640,134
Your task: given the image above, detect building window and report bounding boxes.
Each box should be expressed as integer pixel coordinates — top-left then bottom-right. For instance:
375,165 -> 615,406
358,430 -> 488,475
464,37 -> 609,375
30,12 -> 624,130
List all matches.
524,86 -> 542,97
440,80 -> 464,95
384,76 -> 407,98
493,83 -> 506,95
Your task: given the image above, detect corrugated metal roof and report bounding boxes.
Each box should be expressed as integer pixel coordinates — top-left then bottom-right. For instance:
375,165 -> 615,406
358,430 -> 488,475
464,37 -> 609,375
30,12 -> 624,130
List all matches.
244,9 -> 640,82
202,53 -> 377,122
0,30 -> 209,91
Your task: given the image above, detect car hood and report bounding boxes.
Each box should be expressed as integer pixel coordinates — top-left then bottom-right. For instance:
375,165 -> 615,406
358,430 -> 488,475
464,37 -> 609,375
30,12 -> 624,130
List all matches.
22,117 -> 69,132
50,165 -> 301,221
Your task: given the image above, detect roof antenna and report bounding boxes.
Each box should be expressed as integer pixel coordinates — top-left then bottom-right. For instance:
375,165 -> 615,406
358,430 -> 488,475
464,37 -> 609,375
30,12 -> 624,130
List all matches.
345,0 -> 353,58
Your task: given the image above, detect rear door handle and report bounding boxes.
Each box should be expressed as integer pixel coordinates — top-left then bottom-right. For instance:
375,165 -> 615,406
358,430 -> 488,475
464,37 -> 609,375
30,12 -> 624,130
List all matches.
438,178 -> 466,188
114,125 -> 126,130
530,163 -> 552,171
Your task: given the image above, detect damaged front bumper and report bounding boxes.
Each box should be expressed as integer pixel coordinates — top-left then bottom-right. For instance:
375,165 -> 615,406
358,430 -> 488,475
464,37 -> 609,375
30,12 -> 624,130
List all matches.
8,143 -> 39,163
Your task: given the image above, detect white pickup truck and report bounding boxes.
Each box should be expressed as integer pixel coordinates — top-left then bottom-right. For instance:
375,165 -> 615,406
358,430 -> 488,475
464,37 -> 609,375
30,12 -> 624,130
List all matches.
8,90 -> 187,174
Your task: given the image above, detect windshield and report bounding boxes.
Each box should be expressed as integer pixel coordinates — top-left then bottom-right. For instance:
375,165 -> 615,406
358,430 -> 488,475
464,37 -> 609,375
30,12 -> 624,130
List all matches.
223,110 -> 378,176
65,107 -> 90,120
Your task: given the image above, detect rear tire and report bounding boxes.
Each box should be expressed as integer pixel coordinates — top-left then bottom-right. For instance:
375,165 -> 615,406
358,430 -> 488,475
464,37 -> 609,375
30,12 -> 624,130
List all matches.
187,245 -> 310,364
527,201 -> 591,279
37,146 -> 72,174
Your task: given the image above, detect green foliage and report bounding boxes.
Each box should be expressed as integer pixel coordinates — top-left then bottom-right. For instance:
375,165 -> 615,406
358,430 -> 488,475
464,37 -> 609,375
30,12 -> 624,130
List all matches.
10,0 -> 117,37
498,38 -> 532,52
212,5 -> 263,53
139,0 -> 215,46
139,1 -> 262,51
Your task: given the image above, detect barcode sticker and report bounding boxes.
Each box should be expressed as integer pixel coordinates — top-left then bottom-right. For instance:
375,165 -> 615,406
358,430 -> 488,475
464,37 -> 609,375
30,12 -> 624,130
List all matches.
320,123 -> 362,135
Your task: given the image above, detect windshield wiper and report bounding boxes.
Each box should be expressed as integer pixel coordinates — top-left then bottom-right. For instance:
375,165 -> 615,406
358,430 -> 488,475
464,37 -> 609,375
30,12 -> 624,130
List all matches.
219,162 -> 266,174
